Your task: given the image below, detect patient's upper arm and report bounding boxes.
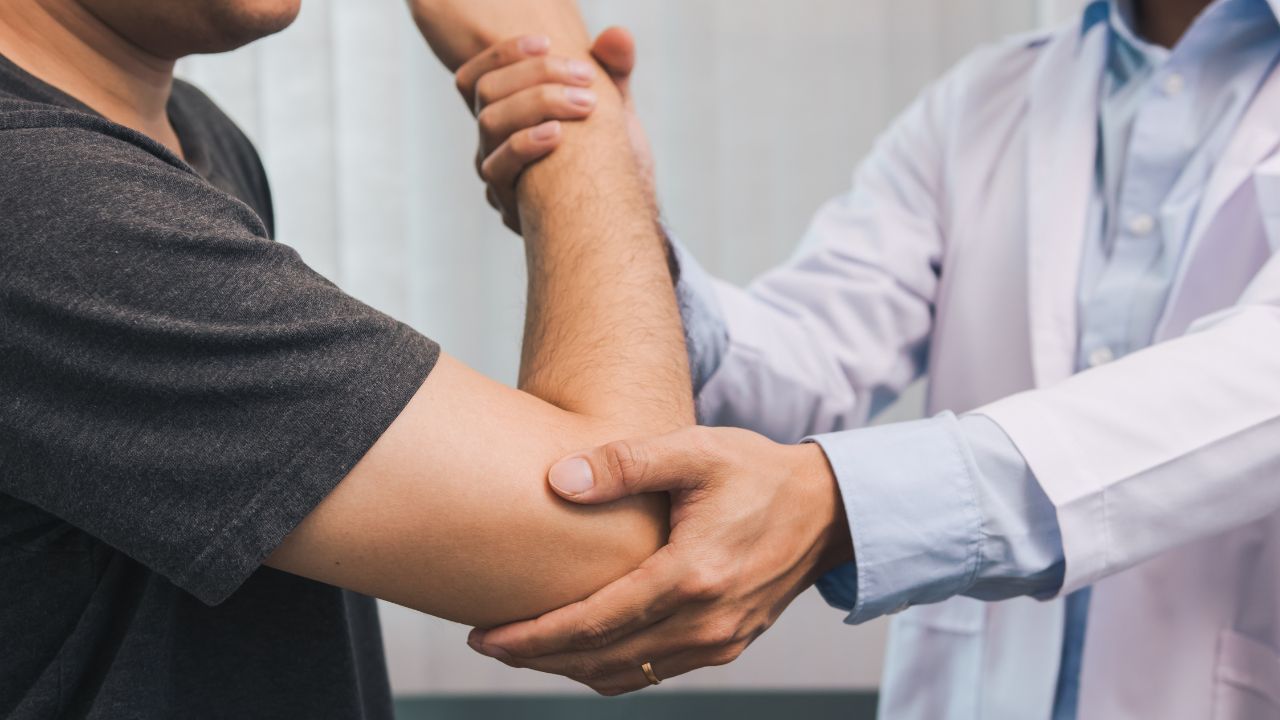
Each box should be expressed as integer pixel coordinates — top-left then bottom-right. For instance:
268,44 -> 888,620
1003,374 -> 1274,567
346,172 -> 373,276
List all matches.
266,353 -> 668,628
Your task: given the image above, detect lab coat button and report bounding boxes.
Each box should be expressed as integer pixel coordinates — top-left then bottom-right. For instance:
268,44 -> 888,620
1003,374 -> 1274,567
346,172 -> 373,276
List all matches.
1162,72 -> 1185,97
1088,347 -> 1115,367
1128,213 -> 1156,236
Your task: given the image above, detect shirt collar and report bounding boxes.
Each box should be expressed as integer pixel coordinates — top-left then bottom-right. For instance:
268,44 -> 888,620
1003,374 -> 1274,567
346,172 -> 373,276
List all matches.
1080,0 -> 1110,38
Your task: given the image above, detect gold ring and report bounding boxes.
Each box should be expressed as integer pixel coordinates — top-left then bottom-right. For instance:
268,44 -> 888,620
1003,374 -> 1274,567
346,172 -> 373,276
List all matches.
641,661 -> 661,686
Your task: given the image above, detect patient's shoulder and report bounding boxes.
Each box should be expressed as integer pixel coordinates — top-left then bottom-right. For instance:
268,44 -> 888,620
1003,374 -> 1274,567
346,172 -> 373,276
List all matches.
0,97 -> 192,186
0,84 -> 271,243
0,117 -> 268,256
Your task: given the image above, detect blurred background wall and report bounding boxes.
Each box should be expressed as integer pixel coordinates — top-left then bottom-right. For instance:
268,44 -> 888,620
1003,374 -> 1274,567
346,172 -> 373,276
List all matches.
178,0 -> 1081,703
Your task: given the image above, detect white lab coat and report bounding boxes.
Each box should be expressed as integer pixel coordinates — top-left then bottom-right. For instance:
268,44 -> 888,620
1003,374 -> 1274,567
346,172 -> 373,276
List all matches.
695,20 -> 1280,720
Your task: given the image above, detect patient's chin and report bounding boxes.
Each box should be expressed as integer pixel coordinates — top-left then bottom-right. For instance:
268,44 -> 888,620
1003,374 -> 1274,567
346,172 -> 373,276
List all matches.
82,0 -> 302,59
205,0 -> 302,51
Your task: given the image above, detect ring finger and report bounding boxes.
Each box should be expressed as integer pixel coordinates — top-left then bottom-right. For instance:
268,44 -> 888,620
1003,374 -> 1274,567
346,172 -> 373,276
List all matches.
499,614 -> 696,682
588,648 -> 731,697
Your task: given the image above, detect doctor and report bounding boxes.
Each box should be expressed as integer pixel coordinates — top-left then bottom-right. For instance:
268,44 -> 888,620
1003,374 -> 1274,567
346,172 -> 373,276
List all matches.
459,0 -> 1280,716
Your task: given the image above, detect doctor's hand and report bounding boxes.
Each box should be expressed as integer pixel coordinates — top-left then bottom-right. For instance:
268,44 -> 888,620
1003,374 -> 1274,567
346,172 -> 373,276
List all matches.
466,426 -> 854,695
455,27 -> 655,234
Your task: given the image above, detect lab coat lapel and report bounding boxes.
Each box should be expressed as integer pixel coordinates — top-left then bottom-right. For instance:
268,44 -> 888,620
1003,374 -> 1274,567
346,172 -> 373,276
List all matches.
1024,23 -> 1107,387
1156,67 -> 1280,337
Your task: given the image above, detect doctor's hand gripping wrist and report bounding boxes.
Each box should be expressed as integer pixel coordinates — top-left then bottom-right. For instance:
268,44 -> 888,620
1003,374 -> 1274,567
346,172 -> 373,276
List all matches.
466,426 -> 854,696
456,28 -> 655,234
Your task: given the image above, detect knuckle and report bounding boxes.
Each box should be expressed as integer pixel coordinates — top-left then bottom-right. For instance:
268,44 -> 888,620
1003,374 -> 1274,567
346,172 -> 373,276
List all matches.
537,56 -> 560,79
678,566 -> 729,602
476,108 -> 499,137
496,41 -> 521,67
710,642 -> 747,667
570,617 -> 615,651
602,441 -> 646,492
510,133 -> 537,159
540,83 -> 564,106
697,618 -> 738,648
474,76 -> 496,108
567,655 -> 608,683
674,576 -> 703,602
689,426 -> 726,458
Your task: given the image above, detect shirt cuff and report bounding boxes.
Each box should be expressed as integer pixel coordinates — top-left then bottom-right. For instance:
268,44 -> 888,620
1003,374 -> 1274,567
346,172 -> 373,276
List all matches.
809,412 -> 1066,624
961,413 -> 1065,600
809,412 -> 985,623
668,236 -> 729,396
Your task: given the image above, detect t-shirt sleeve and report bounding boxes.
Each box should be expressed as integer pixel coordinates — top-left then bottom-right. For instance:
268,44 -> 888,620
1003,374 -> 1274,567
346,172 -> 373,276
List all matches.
0,125 -> 440,605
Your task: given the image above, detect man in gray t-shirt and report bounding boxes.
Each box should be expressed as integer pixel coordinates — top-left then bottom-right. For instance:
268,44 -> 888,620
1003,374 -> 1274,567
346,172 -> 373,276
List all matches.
0,0 -> 777,716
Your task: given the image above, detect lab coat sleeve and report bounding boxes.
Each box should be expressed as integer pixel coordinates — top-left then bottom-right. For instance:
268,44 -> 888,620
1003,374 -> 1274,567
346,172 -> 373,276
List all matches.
685,81 -> 950,443
810,413 -> 1066,623
980,257 -> 1280,594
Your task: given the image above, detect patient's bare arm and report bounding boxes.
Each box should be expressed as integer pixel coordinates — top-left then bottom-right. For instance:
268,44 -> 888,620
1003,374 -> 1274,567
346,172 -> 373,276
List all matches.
266,1 -> 691,628
409,0 -> 689,429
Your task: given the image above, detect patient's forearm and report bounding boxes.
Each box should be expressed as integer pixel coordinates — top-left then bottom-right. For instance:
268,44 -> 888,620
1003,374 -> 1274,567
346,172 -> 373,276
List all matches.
515,48 -> 691,435
516,87 -> 689,433
411,0 -> 693,432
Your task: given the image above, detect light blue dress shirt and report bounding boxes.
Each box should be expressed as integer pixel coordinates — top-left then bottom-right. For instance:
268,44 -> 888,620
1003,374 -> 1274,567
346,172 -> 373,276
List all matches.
673,0 -> 1280,717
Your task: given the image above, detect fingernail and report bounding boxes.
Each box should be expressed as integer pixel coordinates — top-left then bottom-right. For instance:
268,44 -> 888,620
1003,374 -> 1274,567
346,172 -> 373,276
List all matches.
549,457 -> 594,495
567,59 -> 595,83
466,629 -> 484,647
531,121 -> 560,142
519,35 -> 551,55
565,87 -> 597,108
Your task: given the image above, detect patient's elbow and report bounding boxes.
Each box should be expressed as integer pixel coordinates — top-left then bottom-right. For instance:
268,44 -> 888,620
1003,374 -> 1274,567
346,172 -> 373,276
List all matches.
463,491 -> 669,629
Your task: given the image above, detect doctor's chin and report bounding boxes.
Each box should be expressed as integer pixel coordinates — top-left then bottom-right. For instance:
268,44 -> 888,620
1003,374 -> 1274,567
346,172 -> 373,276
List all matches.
2,0 -> 1278,719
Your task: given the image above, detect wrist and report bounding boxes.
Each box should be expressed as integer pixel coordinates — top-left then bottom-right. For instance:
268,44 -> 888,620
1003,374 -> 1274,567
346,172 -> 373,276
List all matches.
795,442 -> 854,577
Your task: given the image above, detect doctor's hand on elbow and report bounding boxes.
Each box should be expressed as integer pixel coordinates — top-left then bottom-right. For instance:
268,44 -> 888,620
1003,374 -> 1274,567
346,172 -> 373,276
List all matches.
466,426 -> 854,696
455,28 -> 654,234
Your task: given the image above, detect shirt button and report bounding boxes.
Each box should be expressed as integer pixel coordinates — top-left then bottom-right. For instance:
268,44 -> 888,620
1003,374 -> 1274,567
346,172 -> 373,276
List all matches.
1162,72 -> 1185,97
1088,347 -> 1115,368
1128,213 -> 1156,236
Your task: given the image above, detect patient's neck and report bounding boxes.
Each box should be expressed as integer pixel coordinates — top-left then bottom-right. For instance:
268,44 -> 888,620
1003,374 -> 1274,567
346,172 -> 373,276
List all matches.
1133,0 -> 1214,48
0,0 -> 182,157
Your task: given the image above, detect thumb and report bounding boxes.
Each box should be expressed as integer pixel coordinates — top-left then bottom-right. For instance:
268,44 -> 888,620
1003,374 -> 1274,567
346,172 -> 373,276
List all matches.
548,427 -> 715,503
591,26 -> 636,94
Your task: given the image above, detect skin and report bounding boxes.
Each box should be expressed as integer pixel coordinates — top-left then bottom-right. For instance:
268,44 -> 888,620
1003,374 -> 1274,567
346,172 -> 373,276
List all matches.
278,0 -> 699,628
1136,0 -> 1214,49
458,0 -> 1217,696
0,0 -> 695,630
478,427 -> 851,695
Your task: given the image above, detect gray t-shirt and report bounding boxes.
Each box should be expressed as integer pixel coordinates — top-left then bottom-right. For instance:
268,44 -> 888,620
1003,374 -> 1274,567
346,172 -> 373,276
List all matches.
0,54 -> 440,719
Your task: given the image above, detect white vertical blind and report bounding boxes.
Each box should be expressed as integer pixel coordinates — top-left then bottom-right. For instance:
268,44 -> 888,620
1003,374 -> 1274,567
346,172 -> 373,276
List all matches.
179,0 -> 1036,695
